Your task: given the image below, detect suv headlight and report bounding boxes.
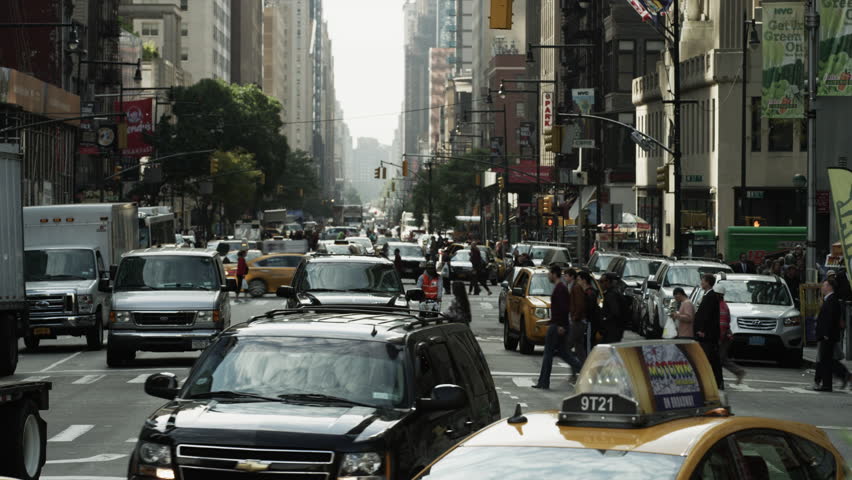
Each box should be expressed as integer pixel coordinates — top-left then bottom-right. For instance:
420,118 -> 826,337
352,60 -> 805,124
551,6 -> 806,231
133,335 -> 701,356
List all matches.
78,294 -> 95,314
109,311 -> 131,324
534,307 -> 550,319
783,316 -> 801,327
138,442 -> 172,465
339,452 -> 384,479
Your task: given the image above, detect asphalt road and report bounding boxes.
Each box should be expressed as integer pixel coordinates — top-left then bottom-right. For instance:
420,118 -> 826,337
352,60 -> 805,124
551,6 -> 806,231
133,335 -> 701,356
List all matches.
8,282 -> 852,479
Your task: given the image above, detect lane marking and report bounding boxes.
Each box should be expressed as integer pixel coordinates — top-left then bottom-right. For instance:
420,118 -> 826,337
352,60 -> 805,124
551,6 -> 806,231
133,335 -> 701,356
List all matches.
22,376 -> 50,382
511,377 -> 535,388
16,367 -> 194,374
726,383 -> 763,392
127,374 -> 150,384
520,403 -> 529,408
510,395 -> 519,399
781,387 -> 818,395
126,437 -> 138,443
492,371 -> 570,377
48,425 -> 94,442
479,303 -> 494,310
72,374 -> 105,385
723,377 -> 811,386
46,453 -> 128,464
39,351 -> 84,372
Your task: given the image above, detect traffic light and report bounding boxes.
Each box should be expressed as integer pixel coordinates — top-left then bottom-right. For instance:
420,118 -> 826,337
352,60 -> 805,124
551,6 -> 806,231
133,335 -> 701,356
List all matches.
374,167 -> 381,179
497,176 -> 505,190
543,126 -> 562,153
656,164 -> 670,192
382,167 -> 387,179
276,184 -> 284,194
258,172 -> 266,184
114,164 -> 122,176
391,181 -> 396,192
537,197 -> 544,214
209,157 -> 219,175
546,217 -> 554,227
541,195 -> 553,215
402,158 -> 409,177
489,0 -> 513,29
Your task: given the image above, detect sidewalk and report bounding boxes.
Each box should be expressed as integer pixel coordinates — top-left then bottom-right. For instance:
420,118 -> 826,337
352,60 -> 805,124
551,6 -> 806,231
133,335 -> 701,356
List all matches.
802,344 -> 852,371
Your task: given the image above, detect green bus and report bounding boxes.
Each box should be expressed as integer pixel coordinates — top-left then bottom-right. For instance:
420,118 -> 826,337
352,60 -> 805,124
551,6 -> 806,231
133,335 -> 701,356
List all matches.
725,226 -> 806,265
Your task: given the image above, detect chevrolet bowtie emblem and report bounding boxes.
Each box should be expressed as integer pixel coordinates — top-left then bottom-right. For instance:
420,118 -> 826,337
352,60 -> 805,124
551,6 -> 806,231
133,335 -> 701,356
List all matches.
235,460 -> 271,472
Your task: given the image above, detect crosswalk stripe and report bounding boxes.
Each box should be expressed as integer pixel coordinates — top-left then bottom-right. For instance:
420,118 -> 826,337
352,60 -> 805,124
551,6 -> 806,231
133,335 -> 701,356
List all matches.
511,377 -> 535,388
48,425 -> 94,442
127,374 -> 150,384
22,376 -> 49,382
781,386 -> 819,395
126,437 -> 138,443
72,375 -> 105,385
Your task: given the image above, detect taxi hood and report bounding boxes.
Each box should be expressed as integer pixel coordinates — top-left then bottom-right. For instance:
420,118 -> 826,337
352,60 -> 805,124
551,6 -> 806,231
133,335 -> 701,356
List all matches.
144,399 -> 407,447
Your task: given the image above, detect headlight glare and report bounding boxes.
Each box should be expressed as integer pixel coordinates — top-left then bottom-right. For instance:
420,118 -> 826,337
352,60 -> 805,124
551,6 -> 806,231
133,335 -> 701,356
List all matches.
110,311 -> 131,323
138,442 -> 172,465
339,452 -> 383,476
534,307 -> 550,319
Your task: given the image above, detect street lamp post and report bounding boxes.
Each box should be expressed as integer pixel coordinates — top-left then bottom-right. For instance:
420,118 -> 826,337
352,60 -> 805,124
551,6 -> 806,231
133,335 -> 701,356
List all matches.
467,106 -> 509,242
741,12 -> 761,225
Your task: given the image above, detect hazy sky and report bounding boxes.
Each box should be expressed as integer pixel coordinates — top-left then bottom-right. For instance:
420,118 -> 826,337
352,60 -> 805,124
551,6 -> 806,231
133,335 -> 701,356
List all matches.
324,0 -> 406,147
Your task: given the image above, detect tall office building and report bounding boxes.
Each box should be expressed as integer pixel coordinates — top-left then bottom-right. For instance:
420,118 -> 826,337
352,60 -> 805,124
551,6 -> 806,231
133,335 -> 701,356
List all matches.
231,0 -> 263,86
182,0 -> 232,81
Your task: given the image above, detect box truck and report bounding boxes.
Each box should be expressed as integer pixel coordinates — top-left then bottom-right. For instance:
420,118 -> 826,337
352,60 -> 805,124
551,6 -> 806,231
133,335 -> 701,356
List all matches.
23,203 -> 138,349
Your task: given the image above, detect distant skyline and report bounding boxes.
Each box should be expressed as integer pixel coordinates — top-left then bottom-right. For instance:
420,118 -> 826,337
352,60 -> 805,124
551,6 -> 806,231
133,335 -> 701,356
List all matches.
324,0 -> 405,146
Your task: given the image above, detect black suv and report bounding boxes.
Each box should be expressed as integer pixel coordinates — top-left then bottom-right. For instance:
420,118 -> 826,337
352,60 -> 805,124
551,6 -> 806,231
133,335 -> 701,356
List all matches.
604,254 -> 667,330
277,254 -> 423,309
129,310 -> 501,480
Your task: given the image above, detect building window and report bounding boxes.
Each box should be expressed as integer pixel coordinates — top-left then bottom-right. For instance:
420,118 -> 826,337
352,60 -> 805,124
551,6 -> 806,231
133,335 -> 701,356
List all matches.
768,119 -> 794,152
645,40 -> 665,74
181,23 -> 188,36
751,97 -> 761,152
516,102 -> 525,119
141,22 -> 159,36
180,0 -> 187,10
617,40 -> 636,92
181,47 -> 188,61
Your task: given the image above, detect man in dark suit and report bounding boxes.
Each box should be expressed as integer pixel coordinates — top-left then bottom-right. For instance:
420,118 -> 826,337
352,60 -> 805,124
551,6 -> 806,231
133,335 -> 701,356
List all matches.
533,265 -> 582,390
732,253 -> 755,274
694,274 -> 724,389
813,279 -> 851,391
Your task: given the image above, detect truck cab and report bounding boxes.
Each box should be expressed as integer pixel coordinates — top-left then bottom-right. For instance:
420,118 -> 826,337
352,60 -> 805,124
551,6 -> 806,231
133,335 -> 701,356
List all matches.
23,245 -> 111,350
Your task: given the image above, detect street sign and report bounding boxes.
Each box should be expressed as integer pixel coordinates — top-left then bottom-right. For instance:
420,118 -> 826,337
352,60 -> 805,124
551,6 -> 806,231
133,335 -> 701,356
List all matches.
746,190 -> 764,199
571,89 -> 595,115
684,175 -> 703,182
573,139 -> 595,148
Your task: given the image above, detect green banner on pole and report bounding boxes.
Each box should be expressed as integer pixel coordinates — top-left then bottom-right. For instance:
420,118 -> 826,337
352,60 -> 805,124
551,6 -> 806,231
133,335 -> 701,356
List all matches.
762,3 -> 806,118
818,0 -> 852,95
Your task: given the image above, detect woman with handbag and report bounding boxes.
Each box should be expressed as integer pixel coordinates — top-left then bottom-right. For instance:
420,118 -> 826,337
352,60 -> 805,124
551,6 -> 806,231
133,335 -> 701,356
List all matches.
669,287 -> 694,339
235,250 -> 249,302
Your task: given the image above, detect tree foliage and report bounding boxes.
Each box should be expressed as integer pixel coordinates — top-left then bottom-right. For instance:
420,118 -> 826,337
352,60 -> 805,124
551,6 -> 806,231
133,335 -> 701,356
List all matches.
410,149 -> 489,231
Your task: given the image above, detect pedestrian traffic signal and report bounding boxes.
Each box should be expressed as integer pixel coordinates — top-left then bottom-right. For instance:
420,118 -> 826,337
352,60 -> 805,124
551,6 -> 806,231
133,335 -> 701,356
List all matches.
402,158 -> 409,177
547,217 -> 554,227
543,126 -> 562,153
374,167 -> 381,179
209,157 -> 219,175
489,0 -> 513,30
656,164 -> 670,192
541,195 -> 553,215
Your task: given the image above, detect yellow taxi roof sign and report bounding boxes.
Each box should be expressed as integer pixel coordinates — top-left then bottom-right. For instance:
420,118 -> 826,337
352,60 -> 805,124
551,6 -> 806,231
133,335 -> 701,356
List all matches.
559,340 -> 724,428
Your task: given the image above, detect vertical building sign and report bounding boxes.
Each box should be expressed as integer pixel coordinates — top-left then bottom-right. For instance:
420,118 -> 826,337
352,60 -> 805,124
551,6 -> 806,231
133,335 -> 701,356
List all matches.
542,92 -> 553,128
818,0 -> 852,95
762,3 -> 806,118
828,168 -> 852,276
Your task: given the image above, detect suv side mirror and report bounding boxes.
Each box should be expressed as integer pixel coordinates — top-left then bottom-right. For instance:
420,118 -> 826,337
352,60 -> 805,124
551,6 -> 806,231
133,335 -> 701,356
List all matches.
647,280 -> 660,290
418,384 -> 467,411
406,289 -> 425,302
277,285 -> 296,298
145,372 -> 179,400
98,278 -> 112,293
500,281 -> 509,290
226,278 -> 238,292
511,287 -> 525,297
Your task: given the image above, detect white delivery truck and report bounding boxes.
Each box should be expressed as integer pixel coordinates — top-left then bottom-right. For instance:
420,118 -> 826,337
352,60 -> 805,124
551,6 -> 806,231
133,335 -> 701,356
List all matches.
0,143 -> 52,480
22,203 -> 138,350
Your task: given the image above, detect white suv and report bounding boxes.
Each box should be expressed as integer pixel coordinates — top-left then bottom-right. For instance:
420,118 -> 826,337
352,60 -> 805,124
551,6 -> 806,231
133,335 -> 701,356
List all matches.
690,273 -> 803,367
640,259 -> 733,338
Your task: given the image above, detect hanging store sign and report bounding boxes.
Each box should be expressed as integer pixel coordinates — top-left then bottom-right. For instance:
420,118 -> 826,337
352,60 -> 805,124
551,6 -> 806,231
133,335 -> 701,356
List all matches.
571,89 -> 595,115
761,3 -> 806,119
114,98 -> 154,157
828,167 -> 852,276
542,92 -> 553,128
817,0 -> 852,95
624,0 -> 652,21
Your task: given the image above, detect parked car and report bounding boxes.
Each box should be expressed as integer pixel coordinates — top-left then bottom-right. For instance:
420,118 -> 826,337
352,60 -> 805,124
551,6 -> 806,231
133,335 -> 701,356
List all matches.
604,254 -> 666,330
316,240 -> 366,255
277,254 -> 422,309
691,272 -> 804,366
639,258 -> 733,339
586,251 -> 622,280
106,248 -> 235,366
131,311 -> 500,480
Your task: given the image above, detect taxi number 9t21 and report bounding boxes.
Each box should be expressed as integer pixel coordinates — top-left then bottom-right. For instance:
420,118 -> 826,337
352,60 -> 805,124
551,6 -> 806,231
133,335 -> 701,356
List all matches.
580,395 -> 613,412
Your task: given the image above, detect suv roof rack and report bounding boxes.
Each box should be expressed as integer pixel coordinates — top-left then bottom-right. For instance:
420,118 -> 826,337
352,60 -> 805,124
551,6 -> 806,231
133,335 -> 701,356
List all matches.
673,256 -> 727,264
249,306 -> 454,331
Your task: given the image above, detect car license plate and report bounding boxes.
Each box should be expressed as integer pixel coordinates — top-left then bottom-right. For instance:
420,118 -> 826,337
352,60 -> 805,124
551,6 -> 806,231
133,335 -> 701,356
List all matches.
33,327 -> 50,336
191,339 -> 209,350
748,336 -> 765,346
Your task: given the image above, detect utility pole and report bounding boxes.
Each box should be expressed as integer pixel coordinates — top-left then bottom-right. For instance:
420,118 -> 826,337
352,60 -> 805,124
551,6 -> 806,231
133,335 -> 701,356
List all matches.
806,0 -> 819,282
503,103 -> 510,244
671,0 -> 683,257
428,159 -> 434,235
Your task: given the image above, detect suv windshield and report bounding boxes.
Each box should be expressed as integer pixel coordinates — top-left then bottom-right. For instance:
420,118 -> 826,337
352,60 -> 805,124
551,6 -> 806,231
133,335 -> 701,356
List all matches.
418,446 -> 684,479
590,255 -> 615,273
24,249 -> 96,281
301,262 -> 403,293
530,247 -> 554,260
393,244 -> 424,258
114,255 -> 220,291
184,336 -> 406,408
718,280 -> 792,306
664,266 -> 728,287
623,259 -> 663,279
529,274 -> 555,296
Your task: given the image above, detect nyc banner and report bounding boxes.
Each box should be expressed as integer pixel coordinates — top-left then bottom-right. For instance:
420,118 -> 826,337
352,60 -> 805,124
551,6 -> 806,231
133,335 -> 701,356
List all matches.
818,0 -> 852,95
762,3 -> 806,118
828,167 -> 852,276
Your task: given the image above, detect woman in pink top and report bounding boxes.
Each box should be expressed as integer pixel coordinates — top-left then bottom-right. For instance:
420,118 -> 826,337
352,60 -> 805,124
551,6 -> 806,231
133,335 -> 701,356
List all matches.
671,287 -> 695,338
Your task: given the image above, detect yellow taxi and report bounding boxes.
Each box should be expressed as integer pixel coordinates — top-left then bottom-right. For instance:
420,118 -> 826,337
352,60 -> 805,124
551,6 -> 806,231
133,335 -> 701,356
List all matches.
503,267 -> 603,354
416,340 -> 849,479
242,253 -> 304,297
